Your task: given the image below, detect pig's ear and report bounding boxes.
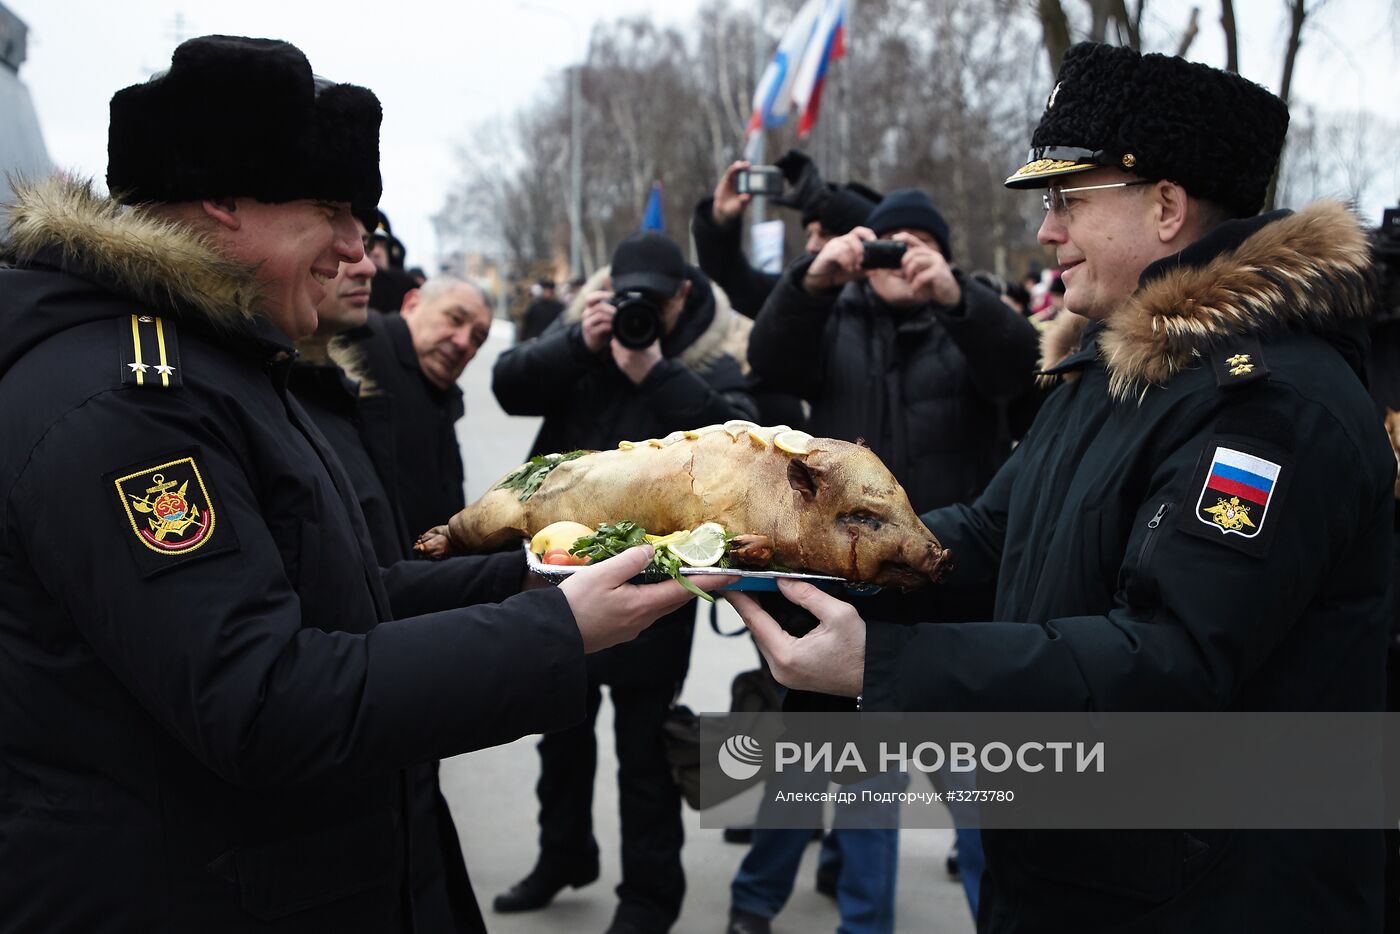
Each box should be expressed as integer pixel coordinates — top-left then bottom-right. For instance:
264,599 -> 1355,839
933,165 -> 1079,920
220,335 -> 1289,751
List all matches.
787,458 -> 826,502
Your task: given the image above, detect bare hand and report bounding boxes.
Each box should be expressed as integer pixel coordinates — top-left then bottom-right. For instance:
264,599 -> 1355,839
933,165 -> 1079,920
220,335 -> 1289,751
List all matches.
892,233 -> 961,307
560,546 -> 735,652
712,160 -> 752,226
581,290 -> 616,353
802,227 -> 876,294
725,579 -> 866,697
611,338 -> 663,385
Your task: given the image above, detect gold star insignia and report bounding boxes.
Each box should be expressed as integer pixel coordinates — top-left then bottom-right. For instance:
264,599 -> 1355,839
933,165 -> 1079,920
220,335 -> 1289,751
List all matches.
1226,353 -> 1251,367
154,364 -> 176,376
1229,363 -> 1255,376
127,361 -> 150,374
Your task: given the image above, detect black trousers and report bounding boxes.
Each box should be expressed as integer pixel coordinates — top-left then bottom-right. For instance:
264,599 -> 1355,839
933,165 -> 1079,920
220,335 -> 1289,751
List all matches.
536,678 -> 685,931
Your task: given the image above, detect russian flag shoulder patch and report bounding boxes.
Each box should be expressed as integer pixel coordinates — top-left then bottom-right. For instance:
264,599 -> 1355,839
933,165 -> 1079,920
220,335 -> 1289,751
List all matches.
1181,440 -> 1290,556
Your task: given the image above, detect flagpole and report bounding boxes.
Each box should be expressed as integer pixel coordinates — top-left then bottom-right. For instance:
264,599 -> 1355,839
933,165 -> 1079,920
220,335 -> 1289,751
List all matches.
750,0 -> 767,232
839,0 -> 853,181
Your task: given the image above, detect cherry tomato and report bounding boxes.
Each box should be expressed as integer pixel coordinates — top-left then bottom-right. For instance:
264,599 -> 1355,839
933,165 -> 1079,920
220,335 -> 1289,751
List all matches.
542,549 -> 587,566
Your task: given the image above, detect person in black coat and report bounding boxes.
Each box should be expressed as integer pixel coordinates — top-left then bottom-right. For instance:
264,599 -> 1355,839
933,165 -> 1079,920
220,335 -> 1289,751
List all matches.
517,278 -> 566,343
748,188 -> 1042,522
490,232 -> 758,934
691,153 -> 880,320
729,42 -> 1391,933
0,37 -> 724,933
354,275 -> 491,541
290,211 -> 491,932
290,212 -> 414,563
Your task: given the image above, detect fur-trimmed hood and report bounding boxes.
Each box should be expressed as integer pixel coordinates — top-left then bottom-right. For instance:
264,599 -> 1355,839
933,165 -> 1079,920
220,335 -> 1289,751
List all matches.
562,264 -> 752,374
1037,201 -> 1375,399
4,175 -> 262,331
293,336 -> 381,398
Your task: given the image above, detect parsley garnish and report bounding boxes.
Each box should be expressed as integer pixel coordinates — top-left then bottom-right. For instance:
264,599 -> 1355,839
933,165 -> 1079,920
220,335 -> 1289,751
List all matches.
494,451 -> 587,502
570,520 -> 717,603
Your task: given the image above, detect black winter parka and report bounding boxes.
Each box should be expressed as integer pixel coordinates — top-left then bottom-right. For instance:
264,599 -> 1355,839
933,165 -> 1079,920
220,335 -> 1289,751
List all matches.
862,204 -> 1393,933
0,178 -> 583,933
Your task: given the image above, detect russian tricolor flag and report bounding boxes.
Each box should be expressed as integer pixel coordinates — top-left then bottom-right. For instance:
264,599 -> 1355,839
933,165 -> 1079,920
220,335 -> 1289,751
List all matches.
746,0 -> 847,139
1207,449 -> 1279,505
1197,447 -> 1282,538
792,0 -> 847,138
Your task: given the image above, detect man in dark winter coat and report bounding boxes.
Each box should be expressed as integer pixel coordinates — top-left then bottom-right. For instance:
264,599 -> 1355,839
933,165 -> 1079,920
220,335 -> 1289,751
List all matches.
518,278 -> 566,342
730,42 -> 1393,933
739,187 -> 1041,934
691,151 -> 880,319
0,36 -> 725,934
289,210 -> 489,932
748,188 -> 1042,517
491,232 -> 758,934
356,274 -> 491,540
290,210 -> 413,563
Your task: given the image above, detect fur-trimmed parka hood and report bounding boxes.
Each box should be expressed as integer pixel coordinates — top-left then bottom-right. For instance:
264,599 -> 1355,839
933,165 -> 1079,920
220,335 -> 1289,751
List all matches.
0,176 -> 289,380
561,264 -> 752,374
5,176 -> 262,327
1037,201 -> 1375,399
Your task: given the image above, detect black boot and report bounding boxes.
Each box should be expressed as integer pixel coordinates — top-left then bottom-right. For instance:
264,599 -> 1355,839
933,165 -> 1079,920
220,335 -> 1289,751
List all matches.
492,858 -> 600,913
726,907 -> 773,934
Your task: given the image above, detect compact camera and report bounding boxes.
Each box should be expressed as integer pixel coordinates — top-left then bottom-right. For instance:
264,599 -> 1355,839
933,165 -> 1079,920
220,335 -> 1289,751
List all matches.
736,166 -> 786,197
862,240 -> 908,269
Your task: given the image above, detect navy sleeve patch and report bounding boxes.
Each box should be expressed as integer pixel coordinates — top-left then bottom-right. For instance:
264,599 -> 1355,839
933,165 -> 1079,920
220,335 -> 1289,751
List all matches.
1179,439 -> 1290,557
106,448 -> 238,576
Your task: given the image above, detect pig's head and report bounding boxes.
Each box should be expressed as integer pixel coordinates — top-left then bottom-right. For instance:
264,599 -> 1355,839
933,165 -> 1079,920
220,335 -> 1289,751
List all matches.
784,439 -> 950,591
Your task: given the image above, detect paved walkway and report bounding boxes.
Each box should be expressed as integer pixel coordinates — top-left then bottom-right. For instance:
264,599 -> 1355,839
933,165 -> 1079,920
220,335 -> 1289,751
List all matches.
444,326 -> 977,934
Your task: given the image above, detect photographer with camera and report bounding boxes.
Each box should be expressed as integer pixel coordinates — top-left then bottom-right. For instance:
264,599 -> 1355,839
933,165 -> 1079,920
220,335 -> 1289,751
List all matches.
692,151 -> 881,319
730,190 -> 1041,934
750,188 -> 1041,515
490,231 -> 757,934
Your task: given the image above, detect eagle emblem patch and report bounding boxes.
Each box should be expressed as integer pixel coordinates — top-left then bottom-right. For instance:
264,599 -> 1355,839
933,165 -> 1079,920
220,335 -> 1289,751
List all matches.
107,450 -> 237,576
1194,446 -> 1280,539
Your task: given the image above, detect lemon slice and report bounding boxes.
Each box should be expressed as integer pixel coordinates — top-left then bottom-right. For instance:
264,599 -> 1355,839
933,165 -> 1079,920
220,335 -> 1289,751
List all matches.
774,430 -> 815,455
618,441 -> 637,450
647,438 -> 666,448
645,530 -> 690,547
723,419 -> 759,439
683,424 -> 726,440
667,522 -> 727,567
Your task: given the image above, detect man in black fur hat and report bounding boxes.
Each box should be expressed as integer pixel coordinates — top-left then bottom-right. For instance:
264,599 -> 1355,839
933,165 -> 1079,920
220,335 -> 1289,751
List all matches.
0,35 -> 724,933
728,42 -> 1392,932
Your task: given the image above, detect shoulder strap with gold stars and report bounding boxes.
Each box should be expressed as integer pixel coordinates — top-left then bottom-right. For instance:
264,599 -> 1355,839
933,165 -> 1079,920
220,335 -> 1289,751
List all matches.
1211,335 -> 1269,389
119,314 -> 183,389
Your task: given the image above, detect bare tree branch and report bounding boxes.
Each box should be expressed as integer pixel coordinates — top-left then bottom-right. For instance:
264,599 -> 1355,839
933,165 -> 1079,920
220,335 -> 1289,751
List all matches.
1266,0 -> 1309,211
1220,0 -> 1239,71
1176,6 -> 1201,57
1037,0 -> 1073,73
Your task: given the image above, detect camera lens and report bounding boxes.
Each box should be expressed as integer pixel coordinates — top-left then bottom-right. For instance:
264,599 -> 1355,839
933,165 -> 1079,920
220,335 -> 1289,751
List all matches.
612,292 -> 662,349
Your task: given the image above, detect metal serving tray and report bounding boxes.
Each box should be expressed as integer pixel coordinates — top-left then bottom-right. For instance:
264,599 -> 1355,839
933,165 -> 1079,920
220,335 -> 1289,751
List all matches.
522,541 -> 882,596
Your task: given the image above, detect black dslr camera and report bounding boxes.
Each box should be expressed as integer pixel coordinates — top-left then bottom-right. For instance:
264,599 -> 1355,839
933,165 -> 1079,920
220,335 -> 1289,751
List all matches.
611,290 -> 665,349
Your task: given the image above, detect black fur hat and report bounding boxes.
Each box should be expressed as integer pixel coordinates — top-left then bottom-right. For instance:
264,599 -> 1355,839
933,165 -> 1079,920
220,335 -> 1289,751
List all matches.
1005,42 -> 1288,218
108,35 -> 381,207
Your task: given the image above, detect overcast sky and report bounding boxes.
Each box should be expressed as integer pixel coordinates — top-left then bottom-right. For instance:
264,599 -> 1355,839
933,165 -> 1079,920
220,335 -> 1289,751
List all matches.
12,0 -> 1399,269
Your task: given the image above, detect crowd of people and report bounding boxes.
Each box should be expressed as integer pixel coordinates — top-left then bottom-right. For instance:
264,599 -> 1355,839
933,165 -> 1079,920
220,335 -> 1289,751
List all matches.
0,29 -> 1397,934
